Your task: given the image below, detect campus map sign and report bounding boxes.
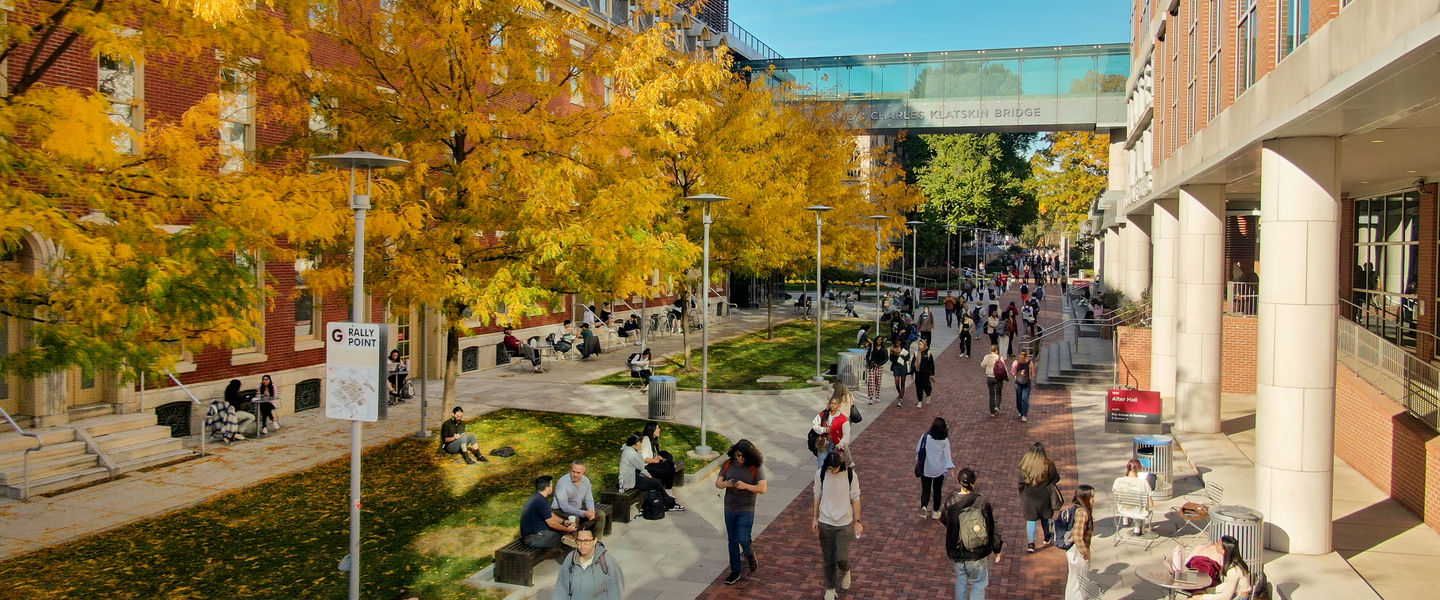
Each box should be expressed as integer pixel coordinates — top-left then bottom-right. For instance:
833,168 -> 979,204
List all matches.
1104,388 -> 1162,434
326,322 -> 387,422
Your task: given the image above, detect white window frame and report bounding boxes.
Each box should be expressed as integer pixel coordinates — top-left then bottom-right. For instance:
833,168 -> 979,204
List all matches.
569,40 -> 585,105
99,45 -> 143,155
218,60 -> 256,174
231,251 -> 266,361
1236,0 -> 1258,94
293,254 -> 324,349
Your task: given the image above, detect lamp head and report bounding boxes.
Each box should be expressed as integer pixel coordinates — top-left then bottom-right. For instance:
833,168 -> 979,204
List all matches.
804,205 -> 835,213
685,193 -> 730,204
310,151 -> 409,170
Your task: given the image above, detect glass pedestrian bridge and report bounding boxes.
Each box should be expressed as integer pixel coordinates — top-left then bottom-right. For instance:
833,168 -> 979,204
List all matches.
738,44 -> 1129,133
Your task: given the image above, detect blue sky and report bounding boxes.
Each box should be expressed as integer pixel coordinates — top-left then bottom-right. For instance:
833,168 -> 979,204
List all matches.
727,0 -> 1133,58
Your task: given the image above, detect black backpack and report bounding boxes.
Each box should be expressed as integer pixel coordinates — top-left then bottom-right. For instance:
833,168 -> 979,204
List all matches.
641,488 -> 667,520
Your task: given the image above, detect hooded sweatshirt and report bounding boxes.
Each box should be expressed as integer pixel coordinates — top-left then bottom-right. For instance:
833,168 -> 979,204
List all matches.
554,542 -> 625,600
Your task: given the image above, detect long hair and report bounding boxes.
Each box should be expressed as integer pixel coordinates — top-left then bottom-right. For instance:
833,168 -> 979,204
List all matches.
728,439 -> 763,468
956,467 -> 977,491
1218,535 -> 1251,582
1073,484 -> 1095,513
224,379 -> 242,404
1020,442 -> 1056,487
830,382 -> 852,405
258,374 -> 275,397
928,417 -> 949,441
640,421 -> 662,452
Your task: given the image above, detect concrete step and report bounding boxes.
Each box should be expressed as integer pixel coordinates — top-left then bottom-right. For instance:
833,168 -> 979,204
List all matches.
115,448 -> 195,474
107,437 -> 186,465
1,466 -> 111,499
0,440 -> 88,470
93,425 -> 172,453
0,428 -> 75,454
0,452 -> 100,485
79,413 -> 158,438
67,402 -> 113,421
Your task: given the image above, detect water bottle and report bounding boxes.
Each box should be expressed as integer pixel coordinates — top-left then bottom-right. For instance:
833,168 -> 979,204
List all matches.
1171,546 -> 1184,576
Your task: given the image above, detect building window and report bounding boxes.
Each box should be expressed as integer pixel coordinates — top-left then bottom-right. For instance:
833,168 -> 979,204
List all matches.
379,0 -> 398,52
294,255 -> 320,340
1351,191 -> 1421,349
536,41 -> 549,82
603,75 -> 613,106
1187,3 -> 1197,139
234,251 -> 265,353
1236,0 -> 1258,94
99,53 -> 141,155
218,64 -> 254,174
489,24 -> 506,84
394,310 -> 410,361
569,40 -> 585,105
1280,0 -> 1310,59
1208,0 -> 1223,120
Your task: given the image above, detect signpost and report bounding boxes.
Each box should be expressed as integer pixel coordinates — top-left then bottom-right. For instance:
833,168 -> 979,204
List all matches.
920,288 -> 938,301
326,322 -> 387,422
1104,388 -> 1163,434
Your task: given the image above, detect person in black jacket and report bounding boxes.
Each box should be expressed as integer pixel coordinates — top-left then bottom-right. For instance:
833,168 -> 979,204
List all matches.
912,341 -> 936,408
943,468 -> 1004,599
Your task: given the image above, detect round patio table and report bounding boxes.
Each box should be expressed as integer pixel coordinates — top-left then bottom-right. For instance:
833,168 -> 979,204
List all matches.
1136,562 -> 1213,600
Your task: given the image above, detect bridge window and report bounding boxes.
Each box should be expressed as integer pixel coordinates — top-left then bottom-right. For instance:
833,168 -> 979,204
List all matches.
1059,55 -> 1097,95
1020,57 -> 1058,96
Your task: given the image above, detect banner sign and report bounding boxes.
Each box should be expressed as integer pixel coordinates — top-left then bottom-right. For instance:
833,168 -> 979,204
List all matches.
326,322 -> 387,422
920,288 -> 939,300
1104,388 -> 1162,434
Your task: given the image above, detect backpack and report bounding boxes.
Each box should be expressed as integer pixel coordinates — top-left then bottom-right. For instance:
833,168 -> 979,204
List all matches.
992,359 -> 1008,382
641,488 -> 667,520
954,496 -> 990,552
818,466 -> 855,497
1052,505 -> 1078,549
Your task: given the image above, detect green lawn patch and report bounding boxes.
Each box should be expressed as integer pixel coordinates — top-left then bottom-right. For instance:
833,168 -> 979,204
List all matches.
591,319 -> 868,390
0,409 -> 729,600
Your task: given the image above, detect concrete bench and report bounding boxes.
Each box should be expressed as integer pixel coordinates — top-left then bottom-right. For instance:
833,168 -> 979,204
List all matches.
494,537 -> 563,586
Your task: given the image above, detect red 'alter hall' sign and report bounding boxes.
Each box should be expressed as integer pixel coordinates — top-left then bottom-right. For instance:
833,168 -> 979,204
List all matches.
920,288 -> 938,300
1105,388 -> 1163,434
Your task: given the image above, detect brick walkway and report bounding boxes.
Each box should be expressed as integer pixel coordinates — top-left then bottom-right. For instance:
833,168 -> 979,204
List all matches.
697,284 -> 1078,600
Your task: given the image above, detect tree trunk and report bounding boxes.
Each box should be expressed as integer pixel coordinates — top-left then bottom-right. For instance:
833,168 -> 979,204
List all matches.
765,273 -> 775,339
442,324 -> 459,409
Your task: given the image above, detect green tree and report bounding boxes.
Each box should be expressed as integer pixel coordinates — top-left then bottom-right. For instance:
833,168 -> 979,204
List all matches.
1026,131 -> 1110,245
900,132 -> 1036,250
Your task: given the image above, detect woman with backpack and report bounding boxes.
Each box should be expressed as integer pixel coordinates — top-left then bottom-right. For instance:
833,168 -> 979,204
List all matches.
716,439 -> 768,585
810,395 -> 847,469
889,338 -> 912,406
864,337 -> 888,405
915,417 -> 955,519
1018,442 -> 1060,553
1011,350 -> 1034,422
1061,485 -> 1095,600
1191,536 -> 1253,600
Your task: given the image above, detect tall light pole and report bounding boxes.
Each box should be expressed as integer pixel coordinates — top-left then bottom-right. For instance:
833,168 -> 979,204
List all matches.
907,220 -> 923,311
868,215 -> 888,334
945,225 -> 957,296
805,205 -> 834,383
686,193 -> 728,458
311,151 -> 408,600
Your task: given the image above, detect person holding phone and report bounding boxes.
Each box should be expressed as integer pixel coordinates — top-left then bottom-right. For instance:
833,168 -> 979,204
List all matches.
716,440 -> 767,585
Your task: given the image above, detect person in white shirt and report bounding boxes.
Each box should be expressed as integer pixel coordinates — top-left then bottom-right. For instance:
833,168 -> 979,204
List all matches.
1112,459 -> 1156,535
812,452 -> 862,600
979,345 -> 1007,417
915,417 -> 955,519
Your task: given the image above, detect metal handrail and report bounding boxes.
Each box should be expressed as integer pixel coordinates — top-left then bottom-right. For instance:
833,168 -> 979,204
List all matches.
726,20 -> 782,60
164,371 -> 207,457
1336,312 -> 1440,431
1027,300 -> 1151,361
1339,297 -> 1440,348
0,406 -> 42,501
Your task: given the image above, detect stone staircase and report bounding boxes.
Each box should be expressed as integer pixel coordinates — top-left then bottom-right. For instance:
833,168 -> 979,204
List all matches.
0,413 -> 194,499
1033,296 -> 1118,392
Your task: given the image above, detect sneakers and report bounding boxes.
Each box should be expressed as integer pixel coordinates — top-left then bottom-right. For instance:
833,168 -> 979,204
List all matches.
670,503 -> 687,512
920,507 -> 931,518
1026,543 -> 1036,553
823,589 -> 837,600
746,551 -> 758,573
916,401 -> 923,408
271,420 -> 280,430
260,427 -> 268,435
932,509 -> 942,519
725,570 -> 743,585
841,569 -> 851,590
1020,416 -> 1029,422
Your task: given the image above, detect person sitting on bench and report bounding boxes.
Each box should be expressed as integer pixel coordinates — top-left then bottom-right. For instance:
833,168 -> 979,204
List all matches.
639,421 -> 679,489
553,460 -> 609,540
440,406 -> 488,464
523,475 -> 580,549
620,434 -> 684,512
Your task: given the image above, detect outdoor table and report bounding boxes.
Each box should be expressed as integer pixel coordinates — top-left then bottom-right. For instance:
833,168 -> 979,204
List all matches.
251,396 -> 276,437
1135,562 -> 1213,600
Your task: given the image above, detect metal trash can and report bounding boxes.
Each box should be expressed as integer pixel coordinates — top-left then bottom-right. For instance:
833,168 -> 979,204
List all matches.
1210,505 -> 1265,568
647,375 -> 676,420
1132,435 -> 1175,498
838,349 -> 866,389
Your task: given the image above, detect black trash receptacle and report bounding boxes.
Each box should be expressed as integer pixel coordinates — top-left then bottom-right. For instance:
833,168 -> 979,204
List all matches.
648,376 -> 676,420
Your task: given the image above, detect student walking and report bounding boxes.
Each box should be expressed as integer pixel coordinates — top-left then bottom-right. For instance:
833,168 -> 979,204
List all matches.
1012,350 -> 1034,422
958,313 -> 974,358
812,452 -> 863,600
717,440 -> 767,584
913,341 -> 936,408
1018,442 -> 1061,553
944,293 -> 957,327
915,417 -> 955,519
943,468 -> 1004,600
918,306 -> 936,345
864,337 -> 887,405
980,345 -> 1007,417
889,338 -> 912,406
984,313 -> 1001,349
1061,485 -> 1095,600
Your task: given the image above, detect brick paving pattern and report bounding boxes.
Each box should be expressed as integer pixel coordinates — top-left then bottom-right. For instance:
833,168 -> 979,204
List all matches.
697,283 -> 1078,599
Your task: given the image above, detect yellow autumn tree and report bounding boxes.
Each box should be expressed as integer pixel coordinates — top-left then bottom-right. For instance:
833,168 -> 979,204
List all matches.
274,0 -> 731,404
1027,130 -> 1110,245
0,0 -> 333,380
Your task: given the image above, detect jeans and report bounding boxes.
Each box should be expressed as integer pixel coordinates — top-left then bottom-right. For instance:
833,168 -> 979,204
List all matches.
553,508 -> 609,541
724,510 -> 755,574
944,307 -> 954,327
1015,384 -> 1031,418
524,529 -> 562,548
818,522 -> 854,591
920,475 -> 945,512
1026,518 -> 1052,544
444,433 -> 477,454
986,378 -> 1003,415
953,558 -> 991,599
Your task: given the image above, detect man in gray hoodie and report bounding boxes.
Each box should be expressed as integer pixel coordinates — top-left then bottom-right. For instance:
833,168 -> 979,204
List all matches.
554,530 -> 624,600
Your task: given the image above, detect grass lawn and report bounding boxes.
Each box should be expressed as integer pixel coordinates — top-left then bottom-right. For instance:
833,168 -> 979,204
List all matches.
590,319 -> 868,390
0,409 -> 730,600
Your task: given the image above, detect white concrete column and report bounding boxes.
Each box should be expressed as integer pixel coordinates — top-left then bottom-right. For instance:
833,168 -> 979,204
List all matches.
1150,199 -> 1179,397
1122,215 -> 1152,301
1176,184 -> 1225,433
1103,227 -> 1121,291
1256,137 -> 1339,555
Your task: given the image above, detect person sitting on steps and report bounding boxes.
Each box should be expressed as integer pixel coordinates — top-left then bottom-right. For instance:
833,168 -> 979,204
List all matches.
440,406 -> 488,464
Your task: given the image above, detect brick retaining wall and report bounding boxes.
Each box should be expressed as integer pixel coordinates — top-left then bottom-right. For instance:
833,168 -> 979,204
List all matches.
1335,364 -> 1440,534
